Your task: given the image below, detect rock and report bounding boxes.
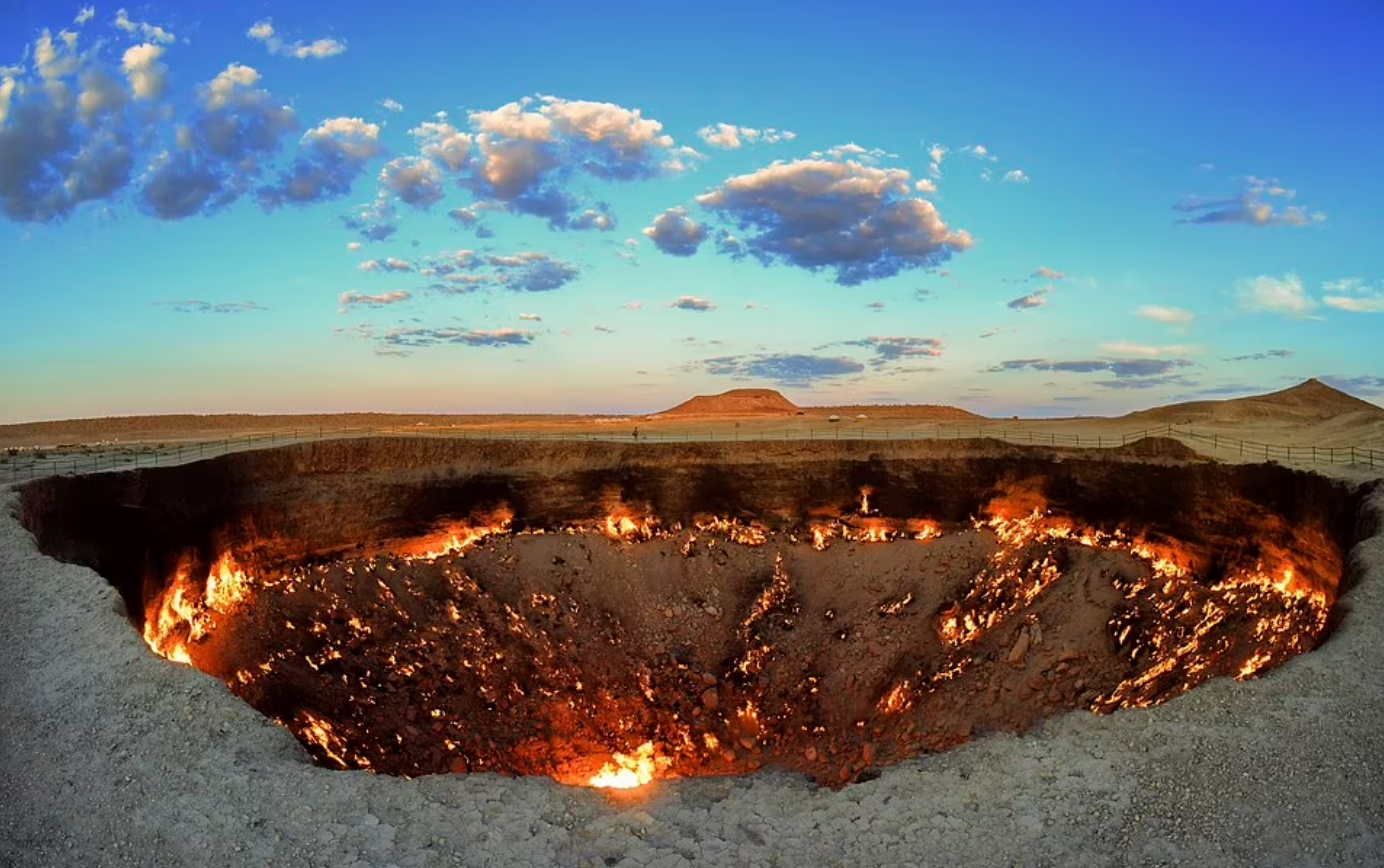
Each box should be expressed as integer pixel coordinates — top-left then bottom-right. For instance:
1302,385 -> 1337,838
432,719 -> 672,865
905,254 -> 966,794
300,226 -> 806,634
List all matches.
804,746 -> 818,762
701,688 -> 719,711
1007,627 -> 1032,665
739,736 -> 757,751
1059,647 -> 1083,663
862,743 -> 875,765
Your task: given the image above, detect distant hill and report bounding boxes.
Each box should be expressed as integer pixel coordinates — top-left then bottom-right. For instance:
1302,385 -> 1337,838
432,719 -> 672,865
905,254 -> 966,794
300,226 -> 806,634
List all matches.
656,389 -> 801,417
1127,379 -> 1384,424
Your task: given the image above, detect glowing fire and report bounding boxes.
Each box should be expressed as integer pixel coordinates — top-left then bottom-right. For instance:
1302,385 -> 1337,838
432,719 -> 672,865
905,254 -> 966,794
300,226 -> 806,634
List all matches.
135,490 -> 1336,787
587,741 -> 672,789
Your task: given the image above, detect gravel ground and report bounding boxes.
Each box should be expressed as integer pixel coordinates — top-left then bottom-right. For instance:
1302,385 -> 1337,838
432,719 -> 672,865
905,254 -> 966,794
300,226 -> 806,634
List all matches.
2,481 -> 1382,868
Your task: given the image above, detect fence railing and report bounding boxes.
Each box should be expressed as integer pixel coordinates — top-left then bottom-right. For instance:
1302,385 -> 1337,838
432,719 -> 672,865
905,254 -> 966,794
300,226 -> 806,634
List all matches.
2,421 -> 1380,484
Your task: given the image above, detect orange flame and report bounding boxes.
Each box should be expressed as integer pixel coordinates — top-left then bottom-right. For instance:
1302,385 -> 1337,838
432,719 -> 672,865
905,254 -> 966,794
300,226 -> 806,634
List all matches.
587,742 -> 671,789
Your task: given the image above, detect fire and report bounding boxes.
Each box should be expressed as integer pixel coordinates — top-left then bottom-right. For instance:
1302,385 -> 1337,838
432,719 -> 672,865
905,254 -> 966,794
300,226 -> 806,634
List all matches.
587,741 -> 671,789
132,486 -> 1337,788
142,552 -> 258,665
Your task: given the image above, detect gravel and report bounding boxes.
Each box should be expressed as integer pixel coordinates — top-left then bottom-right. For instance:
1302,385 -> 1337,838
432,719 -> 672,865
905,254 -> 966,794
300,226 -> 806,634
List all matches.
2,482 -> 1382,867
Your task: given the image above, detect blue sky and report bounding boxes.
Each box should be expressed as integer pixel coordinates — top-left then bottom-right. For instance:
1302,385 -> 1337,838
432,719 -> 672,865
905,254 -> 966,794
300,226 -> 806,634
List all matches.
2,1 -> 1382,423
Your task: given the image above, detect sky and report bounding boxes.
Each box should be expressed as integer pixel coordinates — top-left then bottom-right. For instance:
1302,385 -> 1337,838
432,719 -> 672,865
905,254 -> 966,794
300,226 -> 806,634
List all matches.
2,0 -> 1383,423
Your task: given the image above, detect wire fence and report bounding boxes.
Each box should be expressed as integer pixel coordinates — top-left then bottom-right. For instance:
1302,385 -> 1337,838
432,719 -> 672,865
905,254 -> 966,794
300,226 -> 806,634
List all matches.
2,421 -> 1380,484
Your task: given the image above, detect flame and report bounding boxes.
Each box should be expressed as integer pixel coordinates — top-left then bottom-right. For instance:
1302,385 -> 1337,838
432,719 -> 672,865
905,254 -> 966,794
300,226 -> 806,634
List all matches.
143,552 -> 258,665
135,488 -> 1335,786
587,741 -> 671,789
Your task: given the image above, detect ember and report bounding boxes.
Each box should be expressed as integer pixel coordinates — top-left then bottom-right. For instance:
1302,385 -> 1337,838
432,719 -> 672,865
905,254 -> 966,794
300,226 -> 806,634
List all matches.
136,492 -> 1340,788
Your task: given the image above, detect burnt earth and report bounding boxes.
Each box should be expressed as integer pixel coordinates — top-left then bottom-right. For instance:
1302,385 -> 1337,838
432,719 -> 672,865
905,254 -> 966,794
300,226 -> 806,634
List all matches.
14,437 -> 1367,786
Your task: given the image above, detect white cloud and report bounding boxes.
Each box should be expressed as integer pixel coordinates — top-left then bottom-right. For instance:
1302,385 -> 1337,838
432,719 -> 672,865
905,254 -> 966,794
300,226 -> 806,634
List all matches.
697,123 -> 795,149
518,312 -> 542,321
694,158 -> 971,285
380,98 -> 403,113
642,206 -> 706,256
379,156 -> 444,208
410,120 -> 473,171
670,295 -> 716,311
74,6 -> 96,25
1136,305 -> 1195,324
1322,278 -> 1384,313
247,19 -> 346,59
1002,169 -> 1030,184
121,43 -> 166,100
1098,341 -> 1198,357
114,8 -> 174,44
1236,273 -> 1318,318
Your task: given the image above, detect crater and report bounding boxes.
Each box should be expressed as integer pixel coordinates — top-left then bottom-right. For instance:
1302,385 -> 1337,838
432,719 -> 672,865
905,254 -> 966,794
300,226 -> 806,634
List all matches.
15,437 -> 1365,789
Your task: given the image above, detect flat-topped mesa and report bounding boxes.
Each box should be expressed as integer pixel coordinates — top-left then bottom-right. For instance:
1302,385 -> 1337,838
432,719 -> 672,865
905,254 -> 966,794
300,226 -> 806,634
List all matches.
656,388 -> 801,417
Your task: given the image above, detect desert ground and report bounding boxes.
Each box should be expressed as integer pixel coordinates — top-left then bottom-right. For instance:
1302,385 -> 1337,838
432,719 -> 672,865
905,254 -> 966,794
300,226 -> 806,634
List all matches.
2,381 -> 1383,866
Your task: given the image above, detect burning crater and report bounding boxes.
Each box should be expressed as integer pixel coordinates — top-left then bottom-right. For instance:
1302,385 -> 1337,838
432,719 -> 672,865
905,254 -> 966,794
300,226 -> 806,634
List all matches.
16,438 -> 1366,789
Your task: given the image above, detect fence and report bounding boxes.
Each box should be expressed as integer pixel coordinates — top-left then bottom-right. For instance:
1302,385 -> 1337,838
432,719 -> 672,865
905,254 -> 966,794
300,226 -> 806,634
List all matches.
2,421 -> 1380,484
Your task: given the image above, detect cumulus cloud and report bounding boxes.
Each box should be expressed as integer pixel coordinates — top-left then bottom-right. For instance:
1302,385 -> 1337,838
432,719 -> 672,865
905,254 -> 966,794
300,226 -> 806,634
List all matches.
1321,278 -> 1384,313
988,358 -> 1194,378
258,116 -> 382,209
0,29 -> 151,221
1001,169 -> 1029,184
1175,176 -> 1325,227
703,353 -> 865,387
697,123 -> 796,149
1007,286 -> 1051,310
139,64 -> 299,220
670,295 -> 715,311
518,312 -> 542,321
114,8 -> 174,44
120,43 -> 167,100
75,7 -> 96,25
1136,304 -> 1195,324
341,195 -> 396,242
461,95 -> 677,228
694,158 -> 972,285
411,120 -> 473,172
379,156 -> 444,208
359,257 -> 412,272
1224,349 -> 1293,362
809,143 -> 897,164
486,251 -> 580,292
1236,273 -> 1318,318
571,208 -> 615,231
247,19 -> 347,60
380,98 -> 403,113
346,241 -> 362,251
159,299 -> 268,314
338,290 -> 410,312
926,143 -> 946,178
1032,266 -> 1064,280
642,206 -> 706,256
